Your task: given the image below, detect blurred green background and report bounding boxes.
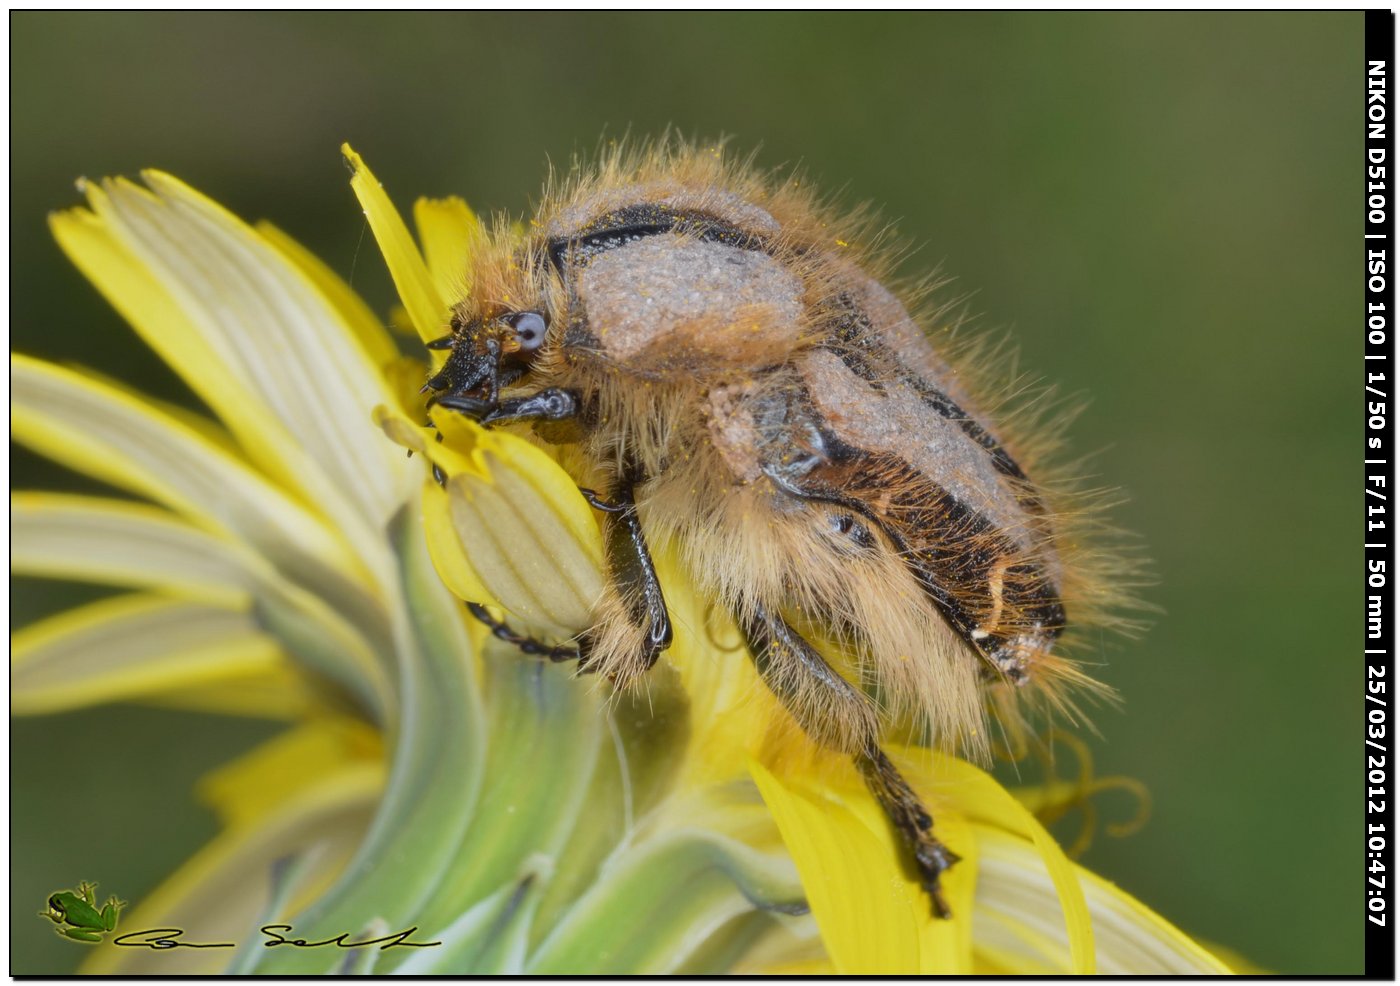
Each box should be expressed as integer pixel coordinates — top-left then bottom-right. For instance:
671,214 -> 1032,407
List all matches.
11,11 -> 1358,974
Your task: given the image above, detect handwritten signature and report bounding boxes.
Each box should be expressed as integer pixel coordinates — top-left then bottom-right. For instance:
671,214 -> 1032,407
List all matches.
112,925 -> 441,950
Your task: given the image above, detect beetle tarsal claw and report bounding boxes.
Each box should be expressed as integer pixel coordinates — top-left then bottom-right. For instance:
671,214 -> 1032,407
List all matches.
858,748 -> 960,918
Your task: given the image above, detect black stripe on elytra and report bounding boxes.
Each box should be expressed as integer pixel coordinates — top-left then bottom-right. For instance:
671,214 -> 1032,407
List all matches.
909,381 -> 1029,484
884,470 -> 1065,643
546,204 -> 767,274
821,292 -> 887,392
819,292 -> 1035,492
757,391 -> 1063,661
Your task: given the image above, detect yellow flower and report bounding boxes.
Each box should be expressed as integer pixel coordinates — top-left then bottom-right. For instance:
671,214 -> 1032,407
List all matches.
11,151 -> 1233,975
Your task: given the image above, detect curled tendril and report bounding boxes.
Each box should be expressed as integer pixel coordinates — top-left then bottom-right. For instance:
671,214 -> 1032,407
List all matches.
1020,729 -> 1152,858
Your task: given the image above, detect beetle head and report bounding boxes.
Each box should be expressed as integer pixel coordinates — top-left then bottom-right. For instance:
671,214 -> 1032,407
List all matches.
422,308 -> 550,414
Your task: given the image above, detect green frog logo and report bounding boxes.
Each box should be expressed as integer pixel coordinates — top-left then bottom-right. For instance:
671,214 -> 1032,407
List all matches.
40,881 -> 125,943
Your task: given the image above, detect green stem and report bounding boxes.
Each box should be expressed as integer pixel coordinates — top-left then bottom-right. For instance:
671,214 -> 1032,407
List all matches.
249,503 -> 485,973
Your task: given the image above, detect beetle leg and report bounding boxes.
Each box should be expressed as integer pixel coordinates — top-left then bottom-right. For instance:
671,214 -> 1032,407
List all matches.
465,602 -> 595,669
599,478 -> 672,670
576,486 -> 627,513
739,601 -> 959,919
857,747 -> 961,919
433,388 -> 581,425
463,473 -> 672,677
432,394 -> 495,418
477,388 -> 582,426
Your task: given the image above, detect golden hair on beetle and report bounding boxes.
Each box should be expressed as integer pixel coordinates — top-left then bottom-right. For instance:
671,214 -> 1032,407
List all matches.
425,135 -> 1136,916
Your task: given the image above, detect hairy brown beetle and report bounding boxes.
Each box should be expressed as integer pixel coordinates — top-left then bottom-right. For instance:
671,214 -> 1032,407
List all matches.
424,140 -> 1121,916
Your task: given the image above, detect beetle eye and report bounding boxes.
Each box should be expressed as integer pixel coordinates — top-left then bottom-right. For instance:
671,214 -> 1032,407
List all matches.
508,311 -> 548,353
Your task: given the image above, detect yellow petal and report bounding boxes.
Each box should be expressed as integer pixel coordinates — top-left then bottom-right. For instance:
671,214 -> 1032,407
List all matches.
971,827 -> 1230,974
11,490 -> 391,722
107,170 -> 412,531
422,479 -> 496,607
645,547 -> 781,789
12,594 -> 283,715
442,461 -> 601,635
891,749 -> 1096,973
728,913 -> 829,974
343,144 -> 448,345
414,195 -> 481,304
137,664 -> 319,720
371,405 -> 493,607
387,302 -> 419,338
1198,940 -> 1266,975
47,349 -> 247,461
197,717 -> 383,830
379,403 -> 605,635
47,200 -> 289,478
13,492 -> 258,609
372,402 -> 429,454
382,355 -> 435,420
255,219 -> 400,369
13,366 -> 398,715
55,177 -> 410,546
1073,855 -> 1232,974
438,412 -> 603,571
918,807 -> 978,973
11,355 -> 372,600
748,757 -> 926,974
